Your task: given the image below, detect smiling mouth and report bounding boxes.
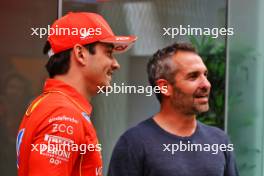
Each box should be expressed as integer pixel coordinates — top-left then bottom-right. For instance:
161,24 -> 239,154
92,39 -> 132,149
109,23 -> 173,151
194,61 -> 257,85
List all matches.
106,70 -> 114,79
195,95 -> 208,98
194,94 -> 209,102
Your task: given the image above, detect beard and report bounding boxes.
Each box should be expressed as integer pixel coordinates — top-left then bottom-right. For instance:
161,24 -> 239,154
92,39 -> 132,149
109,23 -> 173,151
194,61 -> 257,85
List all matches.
170,84 -> 210,115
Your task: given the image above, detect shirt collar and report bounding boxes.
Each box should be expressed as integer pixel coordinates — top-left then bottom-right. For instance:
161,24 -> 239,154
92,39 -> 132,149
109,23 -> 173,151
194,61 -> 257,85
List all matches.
43,78 -> 93,115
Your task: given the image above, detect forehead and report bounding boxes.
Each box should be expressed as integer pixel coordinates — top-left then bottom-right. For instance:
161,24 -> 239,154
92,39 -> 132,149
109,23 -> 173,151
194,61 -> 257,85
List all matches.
172,51 -> 207,73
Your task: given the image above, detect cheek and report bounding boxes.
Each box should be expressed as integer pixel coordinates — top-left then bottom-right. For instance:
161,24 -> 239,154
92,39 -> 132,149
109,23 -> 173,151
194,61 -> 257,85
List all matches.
88,59 -> 112,82
87,57 -> 107,74
175,82 -> 197,96
95,57 -> 112,72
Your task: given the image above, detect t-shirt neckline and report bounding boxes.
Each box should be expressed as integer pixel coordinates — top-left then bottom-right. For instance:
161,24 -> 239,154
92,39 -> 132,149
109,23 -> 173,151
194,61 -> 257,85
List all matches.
148,117 -> 200,140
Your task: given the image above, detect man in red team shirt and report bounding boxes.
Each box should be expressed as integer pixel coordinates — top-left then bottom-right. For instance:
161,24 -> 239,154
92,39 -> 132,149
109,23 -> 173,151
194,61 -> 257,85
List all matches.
16,12 -> 137,176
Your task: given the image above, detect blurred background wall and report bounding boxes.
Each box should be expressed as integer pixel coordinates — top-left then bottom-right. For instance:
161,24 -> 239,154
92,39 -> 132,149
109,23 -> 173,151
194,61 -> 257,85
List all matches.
0,0 -> 57,175
227,0 -> 264,175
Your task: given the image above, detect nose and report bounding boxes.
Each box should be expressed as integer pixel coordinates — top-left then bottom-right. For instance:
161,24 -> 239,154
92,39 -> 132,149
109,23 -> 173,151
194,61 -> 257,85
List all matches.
112,58 -> 120,70
200,76 -> 211,90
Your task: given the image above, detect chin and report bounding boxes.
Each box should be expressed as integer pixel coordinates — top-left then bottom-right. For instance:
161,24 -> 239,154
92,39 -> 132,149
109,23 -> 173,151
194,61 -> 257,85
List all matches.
192,103 -> 209,113
105,77 -> 112,86
197,105 -> 209,113
98,78 -> 111,87
103,81 -> 111,87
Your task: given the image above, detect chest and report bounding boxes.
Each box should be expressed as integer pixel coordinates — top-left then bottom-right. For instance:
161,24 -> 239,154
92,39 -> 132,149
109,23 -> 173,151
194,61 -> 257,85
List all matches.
143,140 -> 226,176
78,118 -> 103,176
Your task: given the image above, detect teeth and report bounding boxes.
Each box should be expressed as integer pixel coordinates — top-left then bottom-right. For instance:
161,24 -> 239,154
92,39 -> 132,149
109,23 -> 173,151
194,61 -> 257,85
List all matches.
196,96 -> 207,98
107,71 -> 113,76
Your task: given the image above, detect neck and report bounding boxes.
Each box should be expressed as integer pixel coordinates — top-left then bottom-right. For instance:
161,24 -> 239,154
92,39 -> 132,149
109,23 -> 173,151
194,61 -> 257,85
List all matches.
154,101 -> 197,137
53,74 -> 92,101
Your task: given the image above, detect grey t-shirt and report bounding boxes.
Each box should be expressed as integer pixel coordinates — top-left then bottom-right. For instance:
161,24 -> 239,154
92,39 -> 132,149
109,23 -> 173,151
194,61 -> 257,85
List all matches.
108,118 -> 239,176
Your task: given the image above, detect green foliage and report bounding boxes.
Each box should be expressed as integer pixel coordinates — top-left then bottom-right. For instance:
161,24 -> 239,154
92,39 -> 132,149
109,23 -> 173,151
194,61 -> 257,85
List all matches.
189,36 -> 225,129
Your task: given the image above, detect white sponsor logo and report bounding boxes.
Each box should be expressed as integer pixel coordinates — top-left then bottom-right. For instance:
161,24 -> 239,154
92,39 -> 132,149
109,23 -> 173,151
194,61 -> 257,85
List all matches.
80,27 -> 102,39
44,134 -> 74,145
52,123 -> 74,135
80,31 -> 90,39
96,167 -> 103,176
45,147 -> 71,159
116,37 -> 130,41
49,158 -> 61,165
48,115 -> 79,124
35,134 -> 74,163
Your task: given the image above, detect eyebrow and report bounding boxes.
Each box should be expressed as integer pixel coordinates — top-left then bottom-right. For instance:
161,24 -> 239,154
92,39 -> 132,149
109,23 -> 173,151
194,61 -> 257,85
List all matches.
186,70 -> 208,77
105,43 -> 114,50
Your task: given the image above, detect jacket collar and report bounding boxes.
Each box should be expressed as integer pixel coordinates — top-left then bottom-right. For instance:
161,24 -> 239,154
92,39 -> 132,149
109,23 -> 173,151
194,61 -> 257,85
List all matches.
43,79 -> 93,115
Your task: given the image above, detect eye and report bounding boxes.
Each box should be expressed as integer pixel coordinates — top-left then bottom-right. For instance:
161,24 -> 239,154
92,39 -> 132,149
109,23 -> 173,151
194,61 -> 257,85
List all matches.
106,50 -> 113,58
187,73 -> 199,80
204,71 -> 208,77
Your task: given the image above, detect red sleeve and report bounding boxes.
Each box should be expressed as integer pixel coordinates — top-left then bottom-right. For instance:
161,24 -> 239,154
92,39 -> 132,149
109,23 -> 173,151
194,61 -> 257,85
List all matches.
28,107 -> 85,176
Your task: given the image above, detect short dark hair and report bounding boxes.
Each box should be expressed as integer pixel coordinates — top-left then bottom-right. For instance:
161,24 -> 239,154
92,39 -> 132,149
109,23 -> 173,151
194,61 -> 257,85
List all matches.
147,42 -> 197,102
43,41 -> 97,78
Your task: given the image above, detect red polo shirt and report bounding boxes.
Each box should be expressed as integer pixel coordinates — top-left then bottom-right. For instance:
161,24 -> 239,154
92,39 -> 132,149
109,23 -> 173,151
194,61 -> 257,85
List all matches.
17,79 -> 102,176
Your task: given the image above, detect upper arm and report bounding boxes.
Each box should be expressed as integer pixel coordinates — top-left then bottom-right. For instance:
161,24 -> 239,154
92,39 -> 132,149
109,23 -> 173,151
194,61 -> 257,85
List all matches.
224,151 -> 240,176
108,134 -> 144,176
28,107 -> 84,176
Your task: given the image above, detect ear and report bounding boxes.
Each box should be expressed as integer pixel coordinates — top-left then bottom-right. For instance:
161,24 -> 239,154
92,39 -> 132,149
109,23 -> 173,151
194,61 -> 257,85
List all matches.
72,44 -> 87,66
155,79 -> 173,97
